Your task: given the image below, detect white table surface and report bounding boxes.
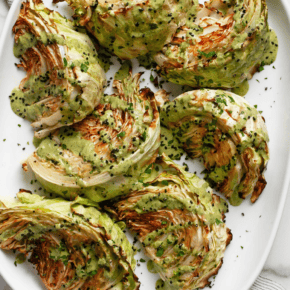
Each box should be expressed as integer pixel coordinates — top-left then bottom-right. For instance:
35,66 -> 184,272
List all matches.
0,1 -> 290,289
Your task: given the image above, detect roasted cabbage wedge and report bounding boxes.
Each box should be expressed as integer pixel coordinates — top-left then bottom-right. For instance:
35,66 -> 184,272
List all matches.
154,0 -> 278,95
0,190 -> 139,290
160,89 -> 269,206
54,0 -> 199,59
10,0 -> 106,138
27,73 -> 160,202
106,154 -> 232,290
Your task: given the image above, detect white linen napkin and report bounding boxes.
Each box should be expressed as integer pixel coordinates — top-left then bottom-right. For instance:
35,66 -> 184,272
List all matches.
6,0 -> 13,6
2,0 -> 287,290
251,275 -> 285,290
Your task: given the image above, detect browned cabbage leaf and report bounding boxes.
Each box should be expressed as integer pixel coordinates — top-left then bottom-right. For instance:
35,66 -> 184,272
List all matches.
106,155 -> 232,290
160,89 -> 269,206
0,190 -> 139,290
154,0 -> 278,95
27,73 -> 160,202
10,0 -> 106,138
54,0 -> 199,59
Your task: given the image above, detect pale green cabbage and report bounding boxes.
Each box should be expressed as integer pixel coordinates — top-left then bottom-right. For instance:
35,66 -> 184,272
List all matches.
10,0 -> 106,138
27,74 -> 160,202
108,154 -> 232,290
0,191 -> 139,289
154,0 -> 278,95
160,89 -> 269,206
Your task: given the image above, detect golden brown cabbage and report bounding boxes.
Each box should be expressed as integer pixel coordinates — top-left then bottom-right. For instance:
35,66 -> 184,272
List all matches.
106,155 -> 232,289
160,89 -> 269,206
0,191 -> 139,290
10,0 -> 106,138
27,74 -> 160,202
154,0 -> 278,95
55,0 -> 199,59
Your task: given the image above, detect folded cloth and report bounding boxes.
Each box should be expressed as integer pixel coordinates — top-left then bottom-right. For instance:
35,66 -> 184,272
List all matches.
6,0 -> 13,6
2,0 -> 287,290
0,273 -> 286,290
251,275 -> 286,290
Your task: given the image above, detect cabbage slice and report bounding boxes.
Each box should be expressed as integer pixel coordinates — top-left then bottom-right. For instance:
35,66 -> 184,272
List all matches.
0,190 -> 139,289
107,154 -> 232,290
10,0 -> 106,138
54,0 -> 199,59
154,0 -> 278,95
27,74 -> 160,202
160,89 -> 269,205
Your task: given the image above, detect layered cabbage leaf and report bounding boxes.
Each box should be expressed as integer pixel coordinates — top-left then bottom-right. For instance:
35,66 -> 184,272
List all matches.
107,154 -> 232,290
54,0 -> 198,59
10,0 -> 106,138
154,0 -> 278,95
0,190 -> 139,290
27,74 -> 160,202
160,89 -> 269,205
